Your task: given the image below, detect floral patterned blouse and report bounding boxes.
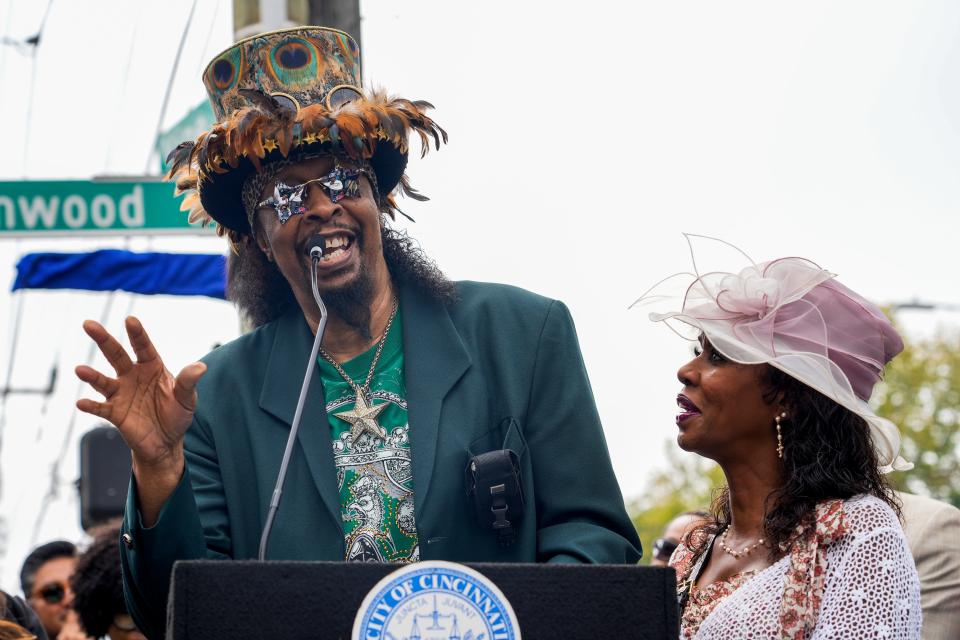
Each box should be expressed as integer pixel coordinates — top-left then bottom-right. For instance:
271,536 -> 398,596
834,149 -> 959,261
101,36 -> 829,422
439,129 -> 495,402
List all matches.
679,567 -> 759,638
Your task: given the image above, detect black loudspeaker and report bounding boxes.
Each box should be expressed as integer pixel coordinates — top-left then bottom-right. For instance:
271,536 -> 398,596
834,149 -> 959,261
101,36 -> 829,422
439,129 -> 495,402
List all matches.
79,425 -> 131,531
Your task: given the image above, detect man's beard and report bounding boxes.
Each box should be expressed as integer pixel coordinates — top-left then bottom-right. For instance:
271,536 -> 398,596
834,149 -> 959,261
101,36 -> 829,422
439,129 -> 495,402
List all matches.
318,259 -> 374,341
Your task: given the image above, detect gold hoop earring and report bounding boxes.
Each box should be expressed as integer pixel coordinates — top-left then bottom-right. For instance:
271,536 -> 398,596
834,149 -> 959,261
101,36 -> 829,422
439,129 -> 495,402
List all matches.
775,412 -> 787,459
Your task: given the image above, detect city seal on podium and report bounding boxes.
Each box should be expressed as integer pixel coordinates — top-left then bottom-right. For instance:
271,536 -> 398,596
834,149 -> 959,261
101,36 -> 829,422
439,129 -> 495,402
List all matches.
353,561 -> 521,640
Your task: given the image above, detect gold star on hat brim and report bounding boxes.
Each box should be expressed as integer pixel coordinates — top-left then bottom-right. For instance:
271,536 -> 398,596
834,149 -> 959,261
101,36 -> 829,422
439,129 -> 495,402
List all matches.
334,394 -> 388,444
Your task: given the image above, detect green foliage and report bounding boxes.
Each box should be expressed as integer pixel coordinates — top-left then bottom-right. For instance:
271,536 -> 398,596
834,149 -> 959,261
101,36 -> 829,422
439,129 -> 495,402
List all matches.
873,326 -> 960,507
628,442 -> 724,564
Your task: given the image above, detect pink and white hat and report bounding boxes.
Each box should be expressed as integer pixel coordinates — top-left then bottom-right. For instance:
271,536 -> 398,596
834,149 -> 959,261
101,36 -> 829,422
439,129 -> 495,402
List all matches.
633,235 -> 911,472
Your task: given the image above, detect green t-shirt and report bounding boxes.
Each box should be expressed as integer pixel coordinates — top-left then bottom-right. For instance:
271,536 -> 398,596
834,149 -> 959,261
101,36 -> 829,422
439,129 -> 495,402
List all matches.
317,310 -> 419,563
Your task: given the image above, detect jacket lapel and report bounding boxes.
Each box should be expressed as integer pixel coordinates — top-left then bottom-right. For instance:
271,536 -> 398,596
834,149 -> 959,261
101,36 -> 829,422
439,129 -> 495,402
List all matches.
259,310 -> 343,530
400,285 -> 472,524
255,286 -> 471,535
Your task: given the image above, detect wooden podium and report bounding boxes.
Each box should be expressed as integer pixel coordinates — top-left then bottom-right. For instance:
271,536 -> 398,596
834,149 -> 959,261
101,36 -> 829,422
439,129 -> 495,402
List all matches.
167,561 -> 679,639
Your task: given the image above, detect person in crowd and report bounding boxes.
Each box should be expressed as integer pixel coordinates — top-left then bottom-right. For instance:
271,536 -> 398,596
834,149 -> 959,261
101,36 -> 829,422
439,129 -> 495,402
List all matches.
75,26 -> 641,638
634,237 -> 921,638
651,511 -> 710,567
1,590 -> 47,640
71,524 -> 145,640
897,492 -> 960,640
19,542 -> 90,640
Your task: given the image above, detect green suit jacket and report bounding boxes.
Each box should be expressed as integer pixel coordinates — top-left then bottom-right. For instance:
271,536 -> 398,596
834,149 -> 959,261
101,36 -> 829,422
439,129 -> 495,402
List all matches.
120,281 -> 641,638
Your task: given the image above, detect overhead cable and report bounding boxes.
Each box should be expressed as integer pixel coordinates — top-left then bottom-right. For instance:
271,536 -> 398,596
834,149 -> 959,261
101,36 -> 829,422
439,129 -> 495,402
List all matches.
29,288 -> 117,546
20,0 -> 55,177
193,0 -> 222,79
103,2 -> 145,172
145,0 -> 199,175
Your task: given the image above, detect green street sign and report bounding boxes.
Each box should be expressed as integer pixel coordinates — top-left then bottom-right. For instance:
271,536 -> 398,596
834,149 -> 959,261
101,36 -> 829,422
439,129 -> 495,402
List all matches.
156,101 -> 214,174
0,179 -> 210,237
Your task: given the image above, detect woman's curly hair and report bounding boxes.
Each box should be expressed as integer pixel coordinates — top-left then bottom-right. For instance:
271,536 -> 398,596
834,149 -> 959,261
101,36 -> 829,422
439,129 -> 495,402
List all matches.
70,524 -> 127,638
693,366 -> 900,559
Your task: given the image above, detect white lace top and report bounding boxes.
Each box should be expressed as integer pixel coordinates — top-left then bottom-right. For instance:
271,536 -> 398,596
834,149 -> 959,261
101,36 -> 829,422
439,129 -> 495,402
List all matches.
674,495 -> 922,639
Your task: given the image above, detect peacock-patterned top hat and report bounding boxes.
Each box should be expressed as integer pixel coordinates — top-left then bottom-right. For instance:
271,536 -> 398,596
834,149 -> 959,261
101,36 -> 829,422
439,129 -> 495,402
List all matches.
165,26 -> 446,239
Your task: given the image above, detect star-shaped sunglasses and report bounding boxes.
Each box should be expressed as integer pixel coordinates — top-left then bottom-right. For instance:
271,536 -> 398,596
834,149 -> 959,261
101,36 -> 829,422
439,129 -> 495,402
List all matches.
256,163 -> 371,224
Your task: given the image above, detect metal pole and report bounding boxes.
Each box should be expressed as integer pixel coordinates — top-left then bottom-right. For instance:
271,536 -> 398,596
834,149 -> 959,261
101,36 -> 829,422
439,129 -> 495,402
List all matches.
308,0 -> 361,50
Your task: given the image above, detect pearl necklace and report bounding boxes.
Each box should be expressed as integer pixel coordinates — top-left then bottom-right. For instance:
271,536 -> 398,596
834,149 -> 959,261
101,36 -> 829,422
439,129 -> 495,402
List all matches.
718,526 -> 766,559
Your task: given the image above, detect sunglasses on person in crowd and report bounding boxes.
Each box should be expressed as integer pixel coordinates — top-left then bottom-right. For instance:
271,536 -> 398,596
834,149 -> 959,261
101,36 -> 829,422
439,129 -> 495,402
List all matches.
32,581 -> 69,605
652,537 -> 679,562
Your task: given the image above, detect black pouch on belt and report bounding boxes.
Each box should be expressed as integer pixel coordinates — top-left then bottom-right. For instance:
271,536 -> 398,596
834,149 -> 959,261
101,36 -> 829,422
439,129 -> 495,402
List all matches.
465,448 -> 525,546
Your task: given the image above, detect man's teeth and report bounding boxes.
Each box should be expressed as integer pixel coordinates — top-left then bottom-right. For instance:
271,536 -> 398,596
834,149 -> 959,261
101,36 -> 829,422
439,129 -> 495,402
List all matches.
318,235 -> 351,260
324,235 -> 349,249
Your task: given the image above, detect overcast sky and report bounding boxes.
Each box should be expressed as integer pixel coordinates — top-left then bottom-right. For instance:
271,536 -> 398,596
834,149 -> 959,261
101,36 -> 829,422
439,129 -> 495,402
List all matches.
0,0 -> 958,591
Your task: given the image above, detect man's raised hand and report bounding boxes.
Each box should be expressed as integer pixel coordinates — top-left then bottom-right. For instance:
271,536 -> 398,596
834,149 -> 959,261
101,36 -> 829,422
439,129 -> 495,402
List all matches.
75,317 -> 205,521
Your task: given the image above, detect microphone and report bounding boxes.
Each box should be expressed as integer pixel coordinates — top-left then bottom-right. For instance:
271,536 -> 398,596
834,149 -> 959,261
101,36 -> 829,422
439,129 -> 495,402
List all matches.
258,234 -> 329,561
309,235 -> 324,261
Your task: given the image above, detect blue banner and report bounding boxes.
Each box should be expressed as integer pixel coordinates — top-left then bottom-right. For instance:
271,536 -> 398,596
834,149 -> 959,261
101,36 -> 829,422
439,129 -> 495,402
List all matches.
13,250 -> 227,299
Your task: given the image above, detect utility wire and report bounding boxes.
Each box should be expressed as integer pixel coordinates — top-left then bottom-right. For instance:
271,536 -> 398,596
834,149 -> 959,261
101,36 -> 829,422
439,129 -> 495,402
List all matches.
20,52 -> 38,176
0,291 -> 25,458
34,0 -> 53,41
193,0 -> 221,79
29,234 -> 133,545
0,0 -> 21,88
0,237 -> 31,461
33,354 -> 58,443
145,0 -> 199,175
103,2 -> 144,172
20,0 -> 55,177
29,290 -> 117,546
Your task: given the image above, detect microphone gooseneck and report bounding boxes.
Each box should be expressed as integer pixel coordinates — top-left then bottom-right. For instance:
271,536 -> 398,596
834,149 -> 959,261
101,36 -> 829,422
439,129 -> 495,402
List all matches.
258,242 -> 329,561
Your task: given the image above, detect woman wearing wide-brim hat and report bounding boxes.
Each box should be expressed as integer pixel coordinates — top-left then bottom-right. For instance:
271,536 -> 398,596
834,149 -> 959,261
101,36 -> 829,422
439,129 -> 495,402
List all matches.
634,235 -> 922,639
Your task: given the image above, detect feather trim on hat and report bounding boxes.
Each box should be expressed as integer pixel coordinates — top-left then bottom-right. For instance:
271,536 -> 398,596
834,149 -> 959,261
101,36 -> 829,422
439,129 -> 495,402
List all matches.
165,88 -> 446,241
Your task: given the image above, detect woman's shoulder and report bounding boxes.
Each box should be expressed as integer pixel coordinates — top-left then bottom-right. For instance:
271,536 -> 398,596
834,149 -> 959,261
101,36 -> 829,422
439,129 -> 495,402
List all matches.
837,494 -> 902,538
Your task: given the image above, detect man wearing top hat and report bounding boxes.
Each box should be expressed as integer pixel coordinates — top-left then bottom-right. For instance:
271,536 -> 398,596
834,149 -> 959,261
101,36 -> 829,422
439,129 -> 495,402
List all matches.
76,27 -> 641,637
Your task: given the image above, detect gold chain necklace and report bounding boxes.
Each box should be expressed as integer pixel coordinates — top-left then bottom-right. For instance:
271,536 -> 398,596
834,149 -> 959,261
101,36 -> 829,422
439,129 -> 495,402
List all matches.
320,298 -> 399,445
718,526 -> 766,559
